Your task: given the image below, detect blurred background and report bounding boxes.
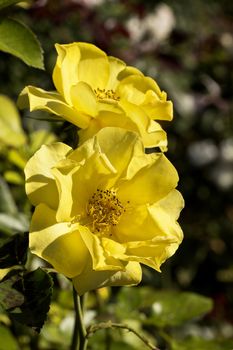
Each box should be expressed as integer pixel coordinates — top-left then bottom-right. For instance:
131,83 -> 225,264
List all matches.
0,0 -> 233,349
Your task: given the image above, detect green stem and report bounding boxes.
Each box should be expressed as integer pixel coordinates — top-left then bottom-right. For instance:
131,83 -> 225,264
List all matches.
87,321 -> 160,350
70,288 -> 88,350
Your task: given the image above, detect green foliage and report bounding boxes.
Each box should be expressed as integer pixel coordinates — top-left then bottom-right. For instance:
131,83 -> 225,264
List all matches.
11,268 -> 54,332
0,0 -> 232,348
0,232 -> 54,334
0,232 -> 28,268
0,95 -> 26,147
0,324 -> 20,350
89,329 -> 139,350
0,18 -> 44,69
0,268 -> 54,333
171,337 -> 233,350
146,292 -> 213,328
0,213 -> 29,233
116,287 -> 213,328
0,176 -> 29,234
0,176 -> 17,214
0,0 -> 24,10
0,269 -> 24,311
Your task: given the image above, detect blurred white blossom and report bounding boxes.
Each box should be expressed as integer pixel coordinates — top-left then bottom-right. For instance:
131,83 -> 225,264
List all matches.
210,163 -> 233,190
126,3 -> 175,48
220,138 -> 233,161
72,0 -> 104,7
187,140 -> 218,166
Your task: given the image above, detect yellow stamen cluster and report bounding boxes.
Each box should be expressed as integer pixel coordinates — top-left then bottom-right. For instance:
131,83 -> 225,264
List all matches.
94,88 -> 120,101
87,189 -> 124,234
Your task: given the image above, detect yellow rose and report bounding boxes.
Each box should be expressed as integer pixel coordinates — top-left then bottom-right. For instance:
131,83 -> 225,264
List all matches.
25,127 -> 183,295
18,42 -> 172,149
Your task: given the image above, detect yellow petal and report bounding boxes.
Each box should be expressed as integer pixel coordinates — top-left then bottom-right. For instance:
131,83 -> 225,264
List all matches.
143,119 -> 168,150
25,142 -> 72,208
53,43 -> 81,103
115,192 -> 183,244
106,56 -> 126,90
142,90 -> 173,121
97,100 -> 124,115
76,42 -> 109,89
114,204 -> 159,242
70,81 -> 98,117
78,225 -> 124,271
118,66 -> 143,80
30,203 -> 89,278
102,237 -> 127,259
123,240 -> 177,271
117,153 -> 179,205
117,74 -> 173,122
119,100 -> 168,148
68,152 -> 116,219
18,86 -> 90,128
78,119 -> 102,145
72,260 -> 142,295
94,127 -> 140,186
77,112 -> 135,146
52,152 -> 111,221
114,190 -> 184,270
52,163 -> 80,222
154,189 -> 185,221
118,75 -> 163,104
147,189 -> 184,245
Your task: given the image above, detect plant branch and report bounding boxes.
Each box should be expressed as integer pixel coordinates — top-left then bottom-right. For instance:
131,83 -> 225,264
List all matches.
87,321 -> 160,350
70,288 -> 87,350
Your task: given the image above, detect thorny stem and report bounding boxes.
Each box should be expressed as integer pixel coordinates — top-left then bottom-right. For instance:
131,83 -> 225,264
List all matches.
86,321 -> 160,350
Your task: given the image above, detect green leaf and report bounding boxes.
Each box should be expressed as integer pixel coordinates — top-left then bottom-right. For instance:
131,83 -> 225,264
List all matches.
29,129 -> 57,155
0,324 -> 20,350
0,94 -> 26,147
0,18 -> 44,69
11,268 -> 54,332
171,337 -> 233,350
0,233 -> 28,268
0,176 -> 17,214
4,170 -> 24,185
0,0 -> 23,10
146,291 -> 213,327
0,270 -> 24,311
116,287 -> 213,328
7,149 -> 27,169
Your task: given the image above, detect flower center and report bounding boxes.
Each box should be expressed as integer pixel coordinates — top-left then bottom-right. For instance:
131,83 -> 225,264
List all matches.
87,189 -> 124,233
94,88 -> 120,101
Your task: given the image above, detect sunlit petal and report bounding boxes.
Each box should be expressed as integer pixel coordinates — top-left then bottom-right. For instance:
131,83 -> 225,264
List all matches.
72,260 -> 142,295
25,142 -> 71,208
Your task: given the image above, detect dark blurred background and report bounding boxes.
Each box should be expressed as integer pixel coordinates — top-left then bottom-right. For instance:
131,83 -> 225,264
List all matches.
0,0 -> 233,334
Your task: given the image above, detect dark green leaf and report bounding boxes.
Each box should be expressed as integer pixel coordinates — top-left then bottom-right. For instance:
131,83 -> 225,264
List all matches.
0,232 -> 28,268
0,0 -> 23,10
0,269 -> 24,311
0,17 -> 44,69
11,268 -> 53,332
171,337 -> 233,350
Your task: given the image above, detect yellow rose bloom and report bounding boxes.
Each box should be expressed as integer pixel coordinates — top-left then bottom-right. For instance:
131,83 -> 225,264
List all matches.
18,42 -> 172,149
25,127 -> 183,295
